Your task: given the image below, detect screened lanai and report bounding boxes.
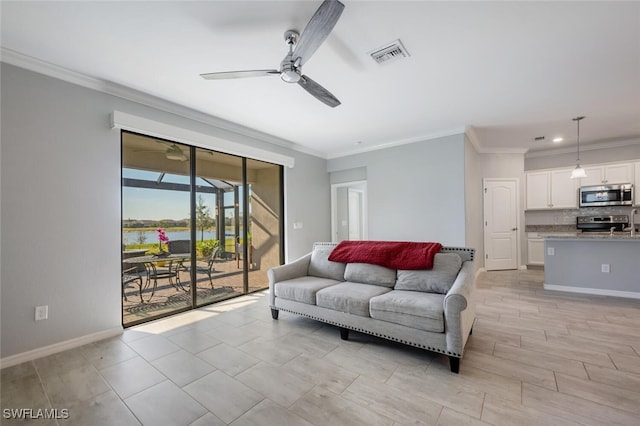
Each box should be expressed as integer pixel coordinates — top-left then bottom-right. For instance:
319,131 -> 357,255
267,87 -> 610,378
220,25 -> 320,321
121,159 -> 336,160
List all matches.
121,131 -> 283,326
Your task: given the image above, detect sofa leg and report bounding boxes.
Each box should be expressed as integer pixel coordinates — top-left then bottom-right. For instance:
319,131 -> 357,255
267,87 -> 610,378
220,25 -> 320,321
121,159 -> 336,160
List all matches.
271,309 -> 279,320
339,327 -> 349,340
449,356 -> 460,374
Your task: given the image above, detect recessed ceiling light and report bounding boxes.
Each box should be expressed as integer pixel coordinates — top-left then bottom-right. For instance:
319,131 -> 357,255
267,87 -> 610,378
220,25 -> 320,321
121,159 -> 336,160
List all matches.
552,137 -> 563,143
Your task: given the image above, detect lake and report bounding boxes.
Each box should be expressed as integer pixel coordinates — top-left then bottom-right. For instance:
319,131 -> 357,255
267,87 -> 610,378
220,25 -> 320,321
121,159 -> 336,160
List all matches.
123,229 -> 220,245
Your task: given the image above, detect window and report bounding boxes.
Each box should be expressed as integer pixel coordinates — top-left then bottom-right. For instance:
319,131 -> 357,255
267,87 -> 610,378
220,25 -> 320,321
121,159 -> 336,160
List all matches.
121,132 -> 283,326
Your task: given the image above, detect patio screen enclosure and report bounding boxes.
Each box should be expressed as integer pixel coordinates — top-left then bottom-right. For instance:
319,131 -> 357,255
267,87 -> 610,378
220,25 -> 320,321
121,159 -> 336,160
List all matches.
121,131 -> 284,327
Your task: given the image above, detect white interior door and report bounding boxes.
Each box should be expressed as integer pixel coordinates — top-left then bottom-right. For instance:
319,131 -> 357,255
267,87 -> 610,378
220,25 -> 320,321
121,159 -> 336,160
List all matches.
484,179 -> 519,270
348,188 -> 364,240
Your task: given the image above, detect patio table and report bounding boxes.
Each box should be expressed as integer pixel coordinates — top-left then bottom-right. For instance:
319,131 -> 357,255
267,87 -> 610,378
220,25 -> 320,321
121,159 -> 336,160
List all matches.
123,253 -> 190,301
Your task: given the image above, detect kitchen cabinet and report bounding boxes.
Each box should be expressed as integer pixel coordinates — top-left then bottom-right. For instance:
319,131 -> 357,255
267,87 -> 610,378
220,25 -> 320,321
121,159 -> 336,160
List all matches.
527,233 -> 545,265
526,169 -> 578,210
581,163 -> 634,186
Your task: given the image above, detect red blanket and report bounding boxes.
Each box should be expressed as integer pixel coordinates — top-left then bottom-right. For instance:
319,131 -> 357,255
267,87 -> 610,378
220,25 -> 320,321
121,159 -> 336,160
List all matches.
328,241 -> 443,270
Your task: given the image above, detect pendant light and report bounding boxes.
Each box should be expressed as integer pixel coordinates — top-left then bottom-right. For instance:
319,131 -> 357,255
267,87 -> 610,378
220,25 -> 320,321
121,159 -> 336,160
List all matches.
570,116 -> 587,179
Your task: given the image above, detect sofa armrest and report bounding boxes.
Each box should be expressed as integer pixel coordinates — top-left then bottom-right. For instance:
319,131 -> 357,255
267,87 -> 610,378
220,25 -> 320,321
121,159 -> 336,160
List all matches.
268,253 -> 312,307
443,260 -> 476,355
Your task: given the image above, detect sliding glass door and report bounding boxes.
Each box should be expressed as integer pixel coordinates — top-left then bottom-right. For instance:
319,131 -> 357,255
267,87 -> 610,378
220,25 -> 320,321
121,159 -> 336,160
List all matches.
121,132 -> 283,326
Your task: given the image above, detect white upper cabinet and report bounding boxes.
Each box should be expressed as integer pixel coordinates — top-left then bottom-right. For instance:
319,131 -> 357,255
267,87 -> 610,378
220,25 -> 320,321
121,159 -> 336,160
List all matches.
526,169 -> 578,210
550,169 -> 579,208
526,171 -> 551,209
580,163 -> 634,186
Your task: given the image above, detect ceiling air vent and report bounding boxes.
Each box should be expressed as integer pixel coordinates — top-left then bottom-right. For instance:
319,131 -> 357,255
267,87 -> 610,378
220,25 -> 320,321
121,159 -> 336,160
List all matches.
369,39 -> 410,64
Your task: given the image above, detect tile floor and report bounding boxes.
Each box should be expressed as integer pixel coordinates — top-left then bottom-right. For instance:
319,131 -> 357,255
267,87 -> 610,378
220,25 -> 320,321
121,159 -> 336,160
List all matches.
2,269 -> 640,425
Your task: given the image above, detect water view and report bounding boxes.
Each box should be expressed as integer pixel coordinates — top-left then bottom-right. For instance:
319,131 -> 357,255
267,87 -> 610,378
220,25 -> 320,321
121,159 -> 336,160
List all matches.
123,229 -> 217,246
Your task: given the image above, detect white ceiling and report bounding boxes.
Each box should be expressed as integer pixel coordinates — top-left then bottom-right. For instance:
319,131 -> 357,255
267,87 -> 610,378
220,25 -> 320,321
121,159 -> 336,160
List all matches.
2,1 -> 639,159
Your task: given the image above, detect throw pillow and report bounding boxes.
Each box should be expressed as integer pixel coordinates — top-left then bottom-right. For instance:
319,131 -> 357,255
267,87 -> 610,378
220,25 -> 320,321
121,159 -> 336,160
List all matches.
344,263 -> 396,287
308,246 -> 346,281
395,253 -> 462,294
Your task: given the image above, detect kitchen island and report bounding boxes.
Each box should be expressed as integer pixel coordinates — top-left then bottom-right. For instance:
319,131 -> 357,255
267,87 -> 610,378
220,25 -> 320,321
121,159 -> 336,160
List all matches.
544,234 -> 640,299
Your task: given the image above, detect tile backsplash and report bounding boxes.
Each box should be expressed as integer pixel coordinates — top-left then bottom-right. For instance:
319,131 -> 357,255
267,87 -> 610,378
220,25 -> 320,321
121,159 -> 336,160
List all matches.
525,206 -> 637,226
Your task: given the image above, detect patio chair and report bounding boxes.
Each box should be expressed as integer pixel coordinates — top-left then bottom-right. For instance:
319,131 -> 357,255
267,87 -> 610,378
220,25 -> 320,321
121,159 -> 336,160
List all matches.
143,261 -> 182,301
186,246 -> 220,289
122,267 -> 144,303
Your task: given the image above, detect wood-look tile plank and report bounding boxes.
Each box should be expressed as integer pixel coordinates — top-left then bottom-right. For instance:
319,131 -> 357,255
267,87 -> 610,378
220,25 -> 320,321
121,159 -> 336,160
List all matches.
474,318 -> 546,341
609,352 -> 640,375
290,386 -> 395,426
586,319 -> 640,338
497,314 -> 570,334
342,376 -> 443,425
493,343 -> 588,378
481,393 -> 583,426
522,382 -> 640,426
567,323 -> 640,348
436,407 -> 493,426
386,365 -> 485,418
584,363 -> 640,393
556,372 -> 640,415
544,330 -> 638,356
462,349 -> 557,390
464,335 -> 496,355
520,337 -> 615,368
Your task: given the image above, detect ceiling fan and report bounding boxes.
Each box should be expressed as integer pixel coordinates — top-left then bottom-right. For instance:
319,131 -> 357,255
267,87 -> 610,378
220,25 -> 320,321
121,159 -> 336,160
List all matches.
200,0 -> 345,108
133,141 -> 188,161
164,143 -> 188,161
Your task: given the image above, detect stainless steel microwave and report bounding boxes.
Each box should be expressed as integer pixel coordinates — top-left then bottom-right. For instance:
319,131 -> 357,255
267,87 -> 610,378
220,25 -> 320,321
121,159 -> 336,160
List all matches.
579,183 -> 634,207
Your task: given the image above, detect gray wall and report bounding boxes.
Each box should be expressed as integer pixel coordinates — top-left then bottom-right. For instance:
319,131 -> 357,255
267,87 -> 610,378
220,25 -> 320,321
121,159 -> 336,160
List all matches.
464,136 -> 483,268
327,134 -> 467,246
0,63 -> 330,358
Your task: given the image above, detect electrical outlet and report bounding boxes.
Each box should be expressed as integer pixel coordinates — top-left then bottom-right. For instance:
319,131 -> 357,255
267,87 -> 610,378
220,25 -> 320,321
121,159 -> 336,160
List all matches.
601,264 -> 610,273
547,247 -> 555,256
35,305 -> 48,321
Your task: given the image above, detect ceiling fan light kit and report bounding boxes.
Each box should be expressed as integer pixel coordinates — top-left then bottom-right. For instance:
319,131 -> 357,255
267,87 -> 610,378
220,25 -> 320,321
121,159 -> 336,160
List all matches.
200,0 -> 345,107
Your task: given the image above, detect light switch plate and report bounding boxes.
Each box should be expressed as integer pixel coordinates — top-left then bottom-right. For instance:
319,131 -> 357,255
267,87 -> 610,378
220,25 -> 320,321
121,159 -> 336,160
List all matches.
547,247 -> 555,256
601,264 -> 610,273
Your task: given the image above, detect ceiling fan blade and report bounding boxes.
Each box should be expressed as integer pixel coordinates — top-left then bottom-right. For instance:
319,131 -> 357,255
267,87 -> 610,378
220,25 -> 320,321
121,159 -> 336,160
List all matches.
293,0 -> 345,66
200,70 -> 279,80
298,75 -> 341,108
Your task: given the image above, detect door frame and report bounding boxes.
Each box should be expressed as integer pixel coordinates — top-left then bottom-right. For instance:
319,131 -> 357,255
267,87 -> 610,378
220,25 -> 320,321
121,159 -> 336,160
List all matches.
483,178 -> 521,270
330,181 -> 368,242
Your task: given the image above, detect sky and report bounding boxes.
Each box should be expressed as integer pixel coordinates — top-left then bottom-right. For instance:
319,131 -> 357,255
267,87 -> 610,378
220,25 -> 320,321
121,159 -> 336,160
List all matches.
122,169 -> 216,221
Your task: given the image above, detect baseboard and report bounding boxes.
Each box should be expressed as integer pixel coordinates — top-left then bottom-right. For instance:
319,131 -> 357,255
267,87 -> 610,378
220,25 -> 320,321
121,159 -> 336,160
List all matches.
544,284 -> 640,300
0,327 -> 123,369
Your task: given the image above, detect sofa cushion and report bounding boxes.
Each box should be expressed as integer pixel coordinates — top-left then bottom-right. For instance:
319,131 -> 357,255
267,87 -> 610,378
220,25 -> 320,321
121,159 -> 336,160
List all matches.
275,277 -> 342,305
316,282 -> 391,317
308,246 -> 346,281
394,253 -> 462,294
344,263 -> 396,287
369,290 -> 445,333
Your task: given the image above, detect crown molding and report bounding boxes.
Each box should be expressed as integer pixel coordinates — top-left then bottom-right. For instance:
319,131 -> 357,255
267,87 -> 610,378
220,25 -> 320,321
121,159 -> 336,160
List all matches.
0,47 -> 327,159
525,137 -> 640,158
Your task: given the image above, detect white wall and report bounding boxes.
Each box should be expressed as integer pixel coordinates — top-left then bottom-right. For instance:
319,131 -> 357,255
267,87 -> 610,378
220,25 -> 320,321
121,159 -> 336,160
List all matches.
327,134 -> 467,246
0,64 -> 330,359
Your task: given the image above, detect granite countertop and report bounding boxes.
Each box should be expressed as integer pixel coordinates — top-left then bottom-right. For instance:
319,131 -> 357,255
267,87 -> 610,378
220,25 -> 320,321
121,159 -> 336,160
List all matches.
545,233 -> 640,240
525,225 -> 578,233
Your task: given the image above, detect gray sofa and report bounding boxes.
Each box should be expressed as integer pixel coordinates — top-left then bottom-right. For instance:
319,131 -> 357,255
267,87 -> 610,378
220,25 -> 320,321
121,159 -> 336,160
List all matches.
268,242 -> 475,373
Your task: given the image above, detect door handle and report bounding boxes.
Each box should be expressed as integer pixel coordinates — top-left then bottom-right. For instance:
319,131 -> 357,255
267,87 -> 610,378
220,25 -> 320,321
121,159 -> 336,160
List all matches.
512,228 -> 518,231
